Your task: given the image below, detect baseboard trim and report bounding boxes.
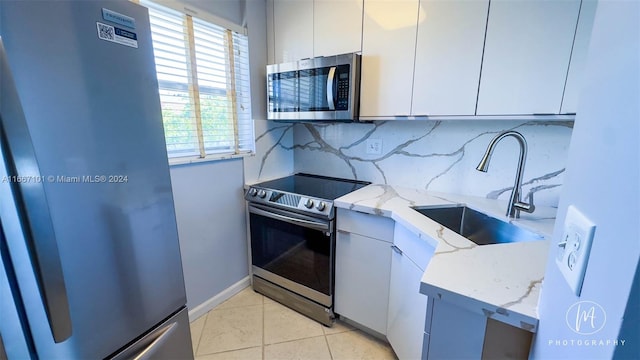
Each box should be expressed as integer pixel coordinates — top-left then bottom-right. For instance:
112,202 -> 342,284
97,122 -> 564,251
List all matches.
187,275 -> 251,322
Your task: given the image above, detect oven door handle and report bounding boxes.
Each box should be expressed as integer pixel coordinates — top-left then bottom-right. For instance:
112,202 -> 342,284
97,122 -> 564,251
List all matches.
248,204 -> 330,232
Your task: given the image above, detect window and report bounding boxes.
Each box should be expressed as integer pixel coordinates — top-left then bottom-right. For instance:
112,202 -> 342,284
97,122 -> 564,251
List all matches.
141,0 -> 254,161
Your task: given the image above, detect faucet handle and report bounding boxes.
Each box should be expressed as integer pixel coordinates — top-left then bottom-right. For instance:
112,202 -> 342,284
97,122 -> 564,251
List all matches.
515,192 -> 536,213
525,191 -> 534,206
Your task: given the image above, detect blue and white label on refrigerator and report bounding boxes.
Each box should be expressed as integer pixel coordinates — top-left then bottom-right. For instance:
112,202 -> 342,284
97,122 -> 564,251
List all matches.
102,8 -> 136,29
96,22 -> 138,48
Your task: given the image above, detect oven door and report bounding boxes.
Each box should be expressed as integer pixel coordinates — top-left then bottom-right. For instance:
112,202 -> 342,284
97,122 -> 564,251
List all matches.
248,203 -> 333,307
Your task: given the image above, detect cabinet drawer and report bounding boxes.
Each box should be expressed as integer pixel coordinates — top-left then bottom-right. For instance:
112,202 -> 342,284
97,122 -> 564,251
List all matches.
393,223 -> 435,271
337,209 -> 394,242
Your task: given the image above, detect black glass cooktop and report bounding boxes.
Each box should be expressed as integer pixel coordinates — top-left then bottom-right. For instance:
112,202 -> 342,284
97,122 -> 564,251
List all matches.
255,173 -> 370,200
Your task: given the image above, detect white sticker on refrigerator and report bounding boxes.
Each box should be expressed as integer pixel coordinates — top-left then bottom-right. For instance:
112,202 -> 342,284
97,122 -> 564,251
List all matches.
96,22 -> 138,48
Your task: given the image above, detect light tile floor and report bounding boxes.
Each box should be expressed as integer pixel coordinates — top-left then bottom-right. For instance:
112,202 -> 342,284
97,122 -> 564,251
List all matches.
190,287 -> 398,360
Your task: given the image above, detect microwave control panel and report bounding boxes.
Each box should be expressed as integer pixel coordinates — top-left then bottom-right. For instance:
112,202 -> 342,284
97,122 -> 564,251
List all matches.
336,70 -> 350,110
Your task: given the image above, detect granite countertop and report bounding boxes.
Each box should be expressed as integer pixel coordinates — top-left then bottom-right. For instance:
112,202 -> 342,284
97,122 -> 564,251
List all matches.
334,184 -> 555,333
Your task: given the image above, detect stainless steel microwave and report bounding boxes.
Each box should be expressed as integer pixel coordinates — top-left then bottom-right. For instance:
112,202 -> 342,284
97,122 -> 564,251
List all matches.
266,53 -> 361,121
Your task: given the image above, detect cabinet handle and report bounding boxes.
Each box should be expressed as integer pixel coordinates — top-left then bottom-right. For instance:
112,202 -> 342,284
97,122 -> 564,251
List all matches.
391,245 -> 403,255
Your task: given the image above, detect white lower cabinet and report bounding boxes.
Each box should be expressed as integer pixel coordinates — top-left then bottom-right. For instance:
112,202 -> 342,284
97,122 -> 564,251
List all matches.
425,300 -> 534,359
335,211 -> 536,359
387,223 -> 435,359
387,246 -> 428,359
426,300 -> 487,359
335,209 -> 394,335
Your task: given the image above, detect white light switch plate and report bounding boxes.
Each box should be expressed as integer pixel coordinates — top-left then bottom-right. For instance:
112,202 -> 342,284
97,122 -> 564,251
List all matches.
556,205 -> 596,296
366,138 -> 382,155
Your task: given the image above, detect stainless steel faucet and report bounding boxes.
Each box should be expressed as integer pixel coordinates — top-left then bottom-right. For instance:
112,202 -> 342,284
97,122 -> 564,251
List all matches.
476,131 -> 535,218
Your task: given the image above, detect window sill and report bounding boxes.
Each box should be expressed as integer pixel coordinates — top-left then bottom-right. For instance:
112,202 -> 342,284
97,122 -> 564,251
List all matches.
168,152 -> 254,167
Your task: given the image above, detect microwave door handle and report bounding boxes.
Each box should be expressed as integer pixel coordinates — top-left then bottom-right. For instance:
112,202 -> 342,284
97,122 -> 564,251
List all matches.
326,67 -> 336,110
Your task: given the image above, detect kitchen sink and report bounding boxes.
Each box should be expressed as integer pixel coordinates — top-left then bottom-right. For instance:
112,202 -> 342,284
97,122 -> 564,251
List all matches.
413,205 -> 544,246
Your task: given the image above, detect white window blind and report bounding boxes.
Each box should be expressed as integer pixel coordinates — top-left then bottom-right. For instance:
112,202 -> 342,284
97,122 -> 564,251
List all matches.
141,0 -> 254,160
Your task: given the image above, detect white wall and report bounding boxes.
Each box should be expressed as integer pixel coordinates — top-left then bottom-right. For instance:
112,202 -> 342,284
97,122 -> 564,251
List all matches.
169,0 -> 293,312
531,1 -> 639,358
170,160 -> 248,310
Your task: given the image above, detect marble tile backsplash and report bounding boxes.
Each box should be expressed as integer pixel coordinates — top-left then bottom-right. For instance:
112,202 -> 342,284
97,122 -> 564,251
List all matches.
244,119 -> 294,184
251,120 -> 572,207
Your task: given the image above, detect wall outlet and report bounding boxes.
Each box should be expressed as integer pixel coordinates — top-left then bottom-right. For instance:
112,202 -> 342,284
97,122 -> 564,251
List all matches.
366,138 -> 382,155
556,205 -> 596,296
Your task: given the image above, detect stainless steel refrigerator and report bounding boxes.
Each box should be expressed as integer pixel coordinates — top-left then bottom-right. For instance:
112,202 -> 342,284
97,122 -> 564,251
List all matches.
0,1 -> 193,358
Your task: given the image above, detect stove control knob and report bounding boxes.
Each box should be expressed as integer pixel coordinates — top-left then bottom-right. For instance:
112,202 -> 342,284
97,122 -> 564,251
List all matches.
315,202 -> 326,211
257,190 -> 267,198
248,188 -> 258,197
304,199 -> 314,209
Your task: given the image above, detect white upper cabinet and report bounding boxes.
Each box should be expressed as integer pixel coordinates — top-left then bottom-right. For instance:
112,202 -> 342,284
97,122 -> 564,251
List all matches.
314,0 -> 364,57
266,0 -> 276,64
561,0 -> 598,114
273,0 -> 314,64
269,0 -> 588,118
271,0 -> 362,64
360,0 -> 420,117
476,0 -> 581,115
411,0 -> 489,116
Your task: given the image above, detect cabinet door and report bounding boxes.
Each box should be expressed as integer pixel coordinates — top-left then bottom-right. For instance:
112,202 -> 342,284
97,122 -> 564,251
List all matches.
476,0 -> 581,115
273,0 -> 313,63
387,246 -> 428,360
314,0 -> 363,57
360,0 -> 420,117
411,0 -> 489,116
427,300 -> 487,359
561,0 -> 598,114
266,0 -> 276,64
335,231 -> 391,335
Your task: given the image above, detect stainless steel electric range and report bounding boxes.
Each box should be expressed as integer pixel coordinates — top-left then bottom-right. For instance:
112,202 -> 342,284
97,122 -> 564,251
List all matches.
245,174 -> 370,326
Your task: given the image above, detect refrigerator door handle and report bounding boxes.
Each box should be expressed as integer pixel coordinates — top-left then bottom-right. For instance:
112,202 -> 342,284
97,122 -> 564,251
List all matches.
0,47 -> 72,342
131,322 -> 177,360
0,122 -> 72,343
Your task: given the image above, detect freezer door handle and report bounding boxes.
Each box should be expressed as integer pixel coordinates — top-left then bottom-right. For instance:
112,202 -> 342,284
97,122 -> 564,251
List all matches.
0,43 -> 72,343
131,322 -> 177,360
